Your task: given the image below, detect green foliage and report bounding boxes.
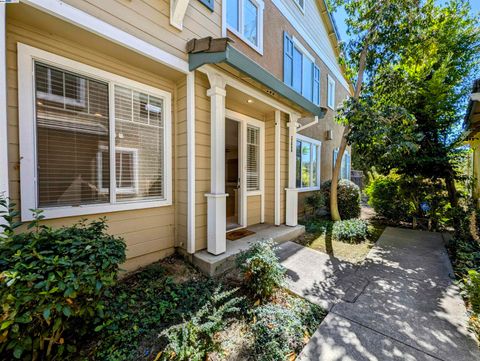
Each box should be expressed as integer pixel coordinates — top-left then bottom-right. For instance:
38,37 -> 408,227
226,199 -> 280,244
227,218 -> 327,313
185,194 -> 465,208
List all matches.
236,240 -> 286,300
251,296 -> 324,361
322,179 -> 361,219
332,219 -> 369,243
366,173 -> 410,222
304,219 -> 333,236
304,191 -> 325,217
160,288 -> 243,361
87,263 -> 219,361
463,270 -> 480,315
0,197 -> 126,360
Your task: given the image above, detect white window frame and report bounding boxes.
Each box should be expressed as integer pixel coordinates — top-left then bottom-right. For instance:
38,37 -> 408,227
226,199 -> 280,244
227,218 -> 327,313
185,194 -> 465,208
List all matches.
291,36 -> 320,103
292,0 -> 305,14
97,145 -> 139,195
227,0 -> 264,54
327,74 -> 336,110
296,134 -> 321,193
18,43 -> 172,221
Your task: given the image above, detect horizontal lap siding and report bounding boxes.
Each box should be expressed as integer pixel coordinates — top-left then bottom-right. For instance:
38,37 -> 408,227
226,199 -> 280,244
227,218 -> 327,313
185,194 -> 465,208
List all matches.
247,195 -> 261,226
62,0 -> 222,61
194,73 -> 211,251
6,19 -> 178,271
264,112 -> 275,224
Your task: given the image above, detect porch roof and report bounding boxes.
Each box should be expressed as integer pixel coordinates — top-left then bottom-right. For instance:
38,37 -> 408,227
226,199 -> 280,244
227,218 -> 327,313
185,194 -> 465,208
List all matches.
187,38 -> 327,117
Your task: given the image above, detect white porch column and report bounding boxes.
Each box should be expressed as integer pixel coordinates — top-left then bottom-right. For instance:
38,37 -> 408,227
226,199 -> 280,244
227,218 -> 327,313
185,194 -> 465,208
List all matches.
0,4 -> 9,206
274,110 -> 281,226
205,70 -> 227,255
285,113 -> 299,226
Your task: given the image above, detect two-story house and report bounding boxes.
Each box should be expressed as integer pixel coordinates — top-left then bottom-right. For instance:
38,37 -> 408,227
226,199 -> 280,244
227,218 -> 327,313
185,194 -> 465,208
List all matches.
0,0 -> 352,272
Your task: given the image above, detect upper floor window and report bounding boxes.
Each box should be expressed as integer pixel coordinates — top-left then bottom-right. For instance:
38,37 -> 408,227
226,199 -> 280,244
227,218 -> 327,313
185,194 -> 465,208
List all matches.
327,75 -> 336,109
293,0 -> 305,12
296,135 -> 321,191
227,0 -> 264,53
284,32 -> 320,105
333,148 -> 351,180
18,44 -> 172,220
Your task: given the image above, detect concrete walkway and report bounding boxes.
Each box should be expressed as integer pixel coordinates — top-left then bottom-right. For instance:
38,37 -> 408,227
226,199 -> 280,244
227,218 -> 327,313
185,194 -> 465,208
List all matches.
278,227 -> 480,361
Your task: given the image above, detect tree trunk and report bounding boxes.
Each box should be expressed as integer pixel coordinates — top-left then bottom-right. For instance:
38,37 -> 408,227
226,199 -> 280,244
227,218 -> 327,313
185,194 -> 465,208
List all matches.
445,173 -> 458,209
330,43 -> 369,221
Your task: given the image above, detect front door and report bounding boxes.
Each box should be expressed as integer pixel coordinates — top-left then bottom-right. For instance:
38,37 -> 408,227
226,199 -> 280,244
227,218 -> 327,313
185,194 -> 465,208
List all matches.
225,118 -> 240,230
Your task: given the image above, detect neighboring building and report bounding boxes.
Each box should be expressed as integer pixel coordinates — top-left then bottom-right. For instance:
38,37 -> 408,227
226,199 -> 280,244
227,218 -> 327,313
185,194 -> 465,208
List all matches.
0,0 -> 352,271
465,79 -> 480,206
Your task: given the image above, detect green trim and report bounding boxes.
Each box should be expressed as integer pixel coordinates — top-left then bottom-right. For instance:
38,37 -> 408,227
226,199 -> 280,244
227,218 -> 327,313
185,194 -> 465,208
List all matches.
189,45 -> 326,117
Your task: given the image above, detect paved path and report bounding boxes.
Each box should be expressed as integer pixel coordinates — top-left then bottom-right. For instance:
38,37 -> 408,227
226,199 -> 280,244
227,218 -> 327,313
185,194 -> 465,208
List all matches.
278,227 -> 480,361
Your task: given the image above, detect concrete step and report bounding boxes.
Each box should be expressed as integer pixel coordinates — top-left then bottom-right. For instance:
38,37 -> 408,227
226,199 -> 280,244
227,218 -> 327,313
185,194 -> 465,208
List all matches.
193,223 -> 305,276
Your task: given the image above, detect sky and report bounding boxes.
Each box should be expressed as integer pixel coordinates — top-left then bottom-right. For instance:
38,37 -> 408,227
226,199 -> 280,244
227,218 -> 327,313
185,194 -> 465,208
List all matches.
333,0 -> 480,42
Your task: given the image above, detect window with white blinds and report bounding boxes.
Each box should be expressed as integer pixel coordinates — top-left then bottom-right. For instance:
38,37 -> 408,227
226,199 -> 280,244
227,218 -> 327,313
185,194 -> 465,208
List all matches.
296,135 -> 321,190
246,125 -> 260,191
35,63 -> 110,208
29,58 -> 170,214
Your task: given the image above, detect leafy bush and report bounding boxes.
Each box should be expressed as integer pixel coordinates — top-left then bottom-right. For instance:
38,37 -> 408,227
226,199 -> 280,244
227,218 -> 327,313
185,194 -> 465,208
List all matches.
365,173 -> 409,222
321,179 -> 361,219
236,240 -> 285,300
304,191 -> 325,217
304,219 -> 332,235
332,219 -> 369,243
463,270 -> 480,314
160,288 -> 243,361
0,198 -> 126,360
251,296 -> 324,361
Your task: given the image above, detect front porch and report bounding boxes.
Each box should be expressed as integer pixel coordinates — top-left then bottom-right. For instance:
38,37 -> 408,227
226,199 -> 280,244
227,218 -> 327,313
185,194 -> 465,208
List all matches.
193,223 -> 305,276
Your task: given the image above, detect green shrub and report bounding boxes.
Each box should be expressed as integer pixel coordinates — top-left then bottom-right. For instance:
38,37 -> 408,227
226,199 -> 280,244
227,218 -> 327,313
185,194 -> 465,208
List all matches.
463,270 -> 480,314
251,296 -> 324,361
321,179 -> 361,219
0,198 -> 126,360
365,173 -> 409,222
332,219 -> 369,243
236,240 -> 285,300
160,288 -> 243,361
304,191 -> 325,216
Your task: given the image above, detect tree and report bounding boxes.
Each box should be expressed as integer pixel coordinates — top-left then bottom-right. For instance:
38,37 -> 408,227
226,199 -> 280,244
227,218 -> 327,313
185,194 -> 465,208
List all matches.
327,0 -> 424,220
328,0 -> 480,220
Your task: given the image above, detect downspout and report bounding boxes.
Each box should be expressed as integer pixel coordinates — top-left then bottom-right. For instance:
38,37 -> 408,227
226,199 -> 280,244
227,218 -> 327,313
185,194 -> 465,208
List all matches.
187,71 -> 196,253
0,4 -> 9,208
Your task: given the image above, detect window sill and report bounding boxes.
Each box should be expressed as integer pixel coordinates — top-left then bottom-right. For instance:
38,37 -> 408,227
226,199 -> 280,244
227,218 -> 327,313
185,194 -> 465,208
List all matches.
297,186 -> 320,193
327,104 -> 335,110
247,190 -> 262,196
21,199 -> 172,221
227,26 -> 264,55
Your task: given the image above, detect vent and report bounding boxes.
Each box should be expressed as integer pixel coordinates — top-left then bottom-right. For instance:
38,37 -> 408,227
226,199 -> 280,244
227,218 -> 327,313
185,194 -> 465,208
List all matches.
264,88 -> 276,96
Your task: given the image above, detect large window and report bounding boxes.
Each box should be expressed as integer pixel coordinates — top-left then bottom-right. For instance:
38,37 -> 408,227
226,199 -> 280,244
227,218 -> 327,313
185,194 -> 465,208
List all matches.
18,45 -> 172,220
333,148 -> 351,180
296,135 -> 321,191
227,0 -> 264,52
284,32 -> 321,105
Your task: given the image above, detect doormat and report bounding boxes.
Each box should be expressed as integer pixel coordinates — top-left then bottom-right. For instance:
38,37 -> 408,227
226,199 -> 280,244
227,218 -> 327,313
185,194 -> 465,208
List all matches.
226,228 -> 255,241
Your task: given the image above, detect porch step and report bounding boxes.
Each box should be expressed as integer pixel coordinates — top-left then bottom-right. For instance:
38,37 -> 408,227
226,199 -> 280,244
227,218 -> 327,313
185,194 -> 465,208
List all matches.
192,224 -> 305,276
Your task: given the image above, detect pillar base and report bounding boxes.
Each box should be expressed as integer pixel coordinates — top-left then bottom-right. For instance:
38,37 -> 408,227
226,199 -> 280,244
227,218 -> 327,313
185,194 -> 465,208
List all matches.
205,193 -> 228,255
285,188 -> 298,226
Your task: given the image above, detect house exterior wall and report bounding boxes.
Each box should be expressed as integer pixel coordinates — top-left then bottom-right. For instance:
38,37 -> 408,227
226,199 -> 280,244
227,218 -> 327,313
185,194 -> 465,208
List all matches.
2,0 -> 351,267
5,16 -> 178,271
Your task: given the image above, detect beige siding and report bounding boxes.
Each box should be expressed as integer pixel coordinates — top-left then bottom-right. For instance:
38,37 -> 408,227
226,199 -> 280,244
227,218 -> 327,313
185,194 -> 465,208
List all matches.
264,112 -> 275,224
194,72 -> 211,251
247,195 -> 261,226
62,0 -> 222,61
176,78 -> 188,249
6,18 -> 178,271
